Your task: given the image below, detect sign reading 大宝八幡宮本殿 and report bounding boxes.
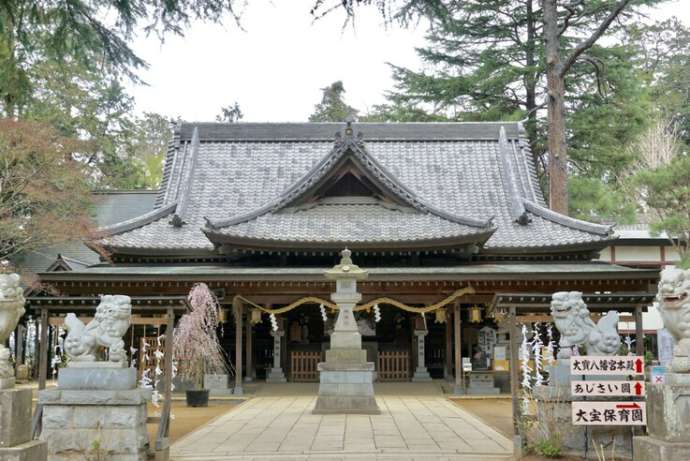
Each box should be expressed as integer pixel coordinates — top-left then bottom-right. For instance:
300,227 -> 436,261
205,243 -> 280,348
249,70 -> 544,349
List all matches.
571,380 -> 645,397
571,401 -> 646,426
569,356 -> 644,375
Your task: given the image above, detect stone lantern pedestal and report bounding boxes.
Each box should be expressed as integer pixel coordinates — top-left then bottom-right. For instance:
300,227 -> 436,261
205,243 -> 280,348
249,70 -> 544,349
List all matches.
313,250 -> 380,415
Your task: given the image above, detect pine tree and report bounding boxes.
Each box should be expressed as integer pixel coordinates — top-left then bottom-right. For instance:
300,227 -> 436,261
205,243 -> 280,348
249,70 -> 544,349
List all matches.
309,81 -> 359,122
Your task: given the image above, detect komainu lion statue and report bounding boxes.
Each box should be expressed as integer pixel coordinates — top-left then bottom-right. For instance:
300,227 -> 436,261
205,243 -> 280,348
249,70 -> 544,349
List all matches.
0,273 -> 25,379
64,295 -> 132,365
657,267 -> 690,373
550,291 -> 621,358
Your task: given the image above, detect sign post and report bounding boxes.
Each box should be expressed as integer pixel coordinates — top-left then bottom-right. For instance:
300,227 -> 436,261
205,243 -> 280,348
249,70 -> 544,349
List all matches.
570,355 -> 646,427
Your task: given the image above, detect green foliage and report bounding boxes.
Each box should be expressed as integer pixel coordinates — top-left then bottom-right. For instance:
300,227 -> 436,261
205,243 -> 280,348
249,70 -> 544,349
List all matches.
534,438 -> 562,458
634,153 -> 690,267
568,177 -> 636,224
309,81 -> 358,122
216,102 -> 244,123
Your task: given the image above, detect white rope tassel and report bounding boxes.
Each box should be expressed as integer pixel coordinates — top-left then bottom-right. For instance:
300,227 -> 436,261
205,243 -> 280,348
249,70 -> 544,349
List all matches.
520,324 -> 533,414
270,313 -> 278,332
532,323 -> 544,387
373,304 -> 381,323
320,304 -> 327,323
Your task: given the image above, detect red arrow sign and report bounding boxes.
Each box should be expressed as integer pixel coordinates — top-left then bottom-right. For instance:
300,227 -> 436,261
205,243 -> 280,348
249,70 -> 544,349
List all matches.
616,403 -> 641,409
634,382 -> 643,395
635,358 -> 643,373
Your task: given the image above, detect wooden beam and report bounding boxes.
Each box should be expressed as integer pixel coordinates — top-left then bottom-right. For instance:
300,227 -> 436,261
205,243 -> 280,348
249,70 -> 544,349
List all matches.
38,309 -> 49,391
445,308 -> 453,381
245,317 -> 254,382
635,305 -> 644,356
156,307 -> 174,451
453,302 -> 464,393
234,303 -> 243,394
509,306 -> 521,440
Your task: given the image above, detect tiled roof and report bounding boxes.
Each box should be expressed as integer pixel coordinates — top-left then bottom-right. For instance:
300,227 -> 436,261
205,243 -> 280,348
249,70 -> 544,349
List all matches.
204,197 -> 495,250
100,121 -> 613,254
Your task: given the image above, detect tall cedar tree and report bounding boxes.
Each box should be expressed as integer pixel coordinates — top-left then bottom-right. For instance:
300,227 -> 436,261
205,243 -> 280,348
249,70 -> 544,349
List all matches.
314,0 -> 665,214
309,81 -> 359,122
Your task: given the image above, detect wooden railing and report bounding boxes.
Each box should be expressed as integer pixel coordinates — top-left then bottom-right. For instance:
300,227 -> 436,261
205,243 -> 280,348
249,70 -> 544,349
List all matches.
290,351 -> 321,382
378,350 -> 410,381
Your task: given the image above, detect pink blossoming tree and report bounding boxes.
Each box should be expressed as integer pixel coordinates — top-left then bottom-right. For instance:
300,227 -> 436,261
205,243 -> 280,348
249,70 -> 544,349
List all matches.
173,283 -> 230,390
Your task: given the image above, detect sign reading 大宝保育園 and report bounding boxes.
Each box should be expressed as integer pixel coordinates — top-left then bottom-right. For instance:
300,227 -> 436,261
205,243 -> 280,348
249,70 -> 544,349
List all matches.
571,401 -> 646,425
569,356 -> 644,375
571,380 -> 645,397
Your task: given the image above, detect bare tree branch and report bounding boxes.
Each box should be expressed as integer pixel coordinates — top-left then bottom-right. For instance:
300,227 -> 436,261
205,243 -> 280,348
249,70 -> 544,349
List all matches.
559,0 -> 632,78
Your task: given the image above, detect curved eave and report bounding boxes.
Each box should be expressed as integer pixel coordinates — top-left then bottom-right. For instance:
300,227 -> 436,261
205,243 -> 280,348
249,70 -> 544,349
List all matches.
523,200 -> 613,236
202,226 -> 496,252
90,241 -> 217,257
97,202 -> 177,236
482,236 -> 617,255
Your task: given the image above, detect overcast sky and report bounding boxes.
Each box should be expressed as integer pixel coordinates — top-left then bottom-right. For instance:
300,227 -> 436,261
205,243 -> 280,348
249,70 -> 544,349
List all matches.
127,0 -> 690,122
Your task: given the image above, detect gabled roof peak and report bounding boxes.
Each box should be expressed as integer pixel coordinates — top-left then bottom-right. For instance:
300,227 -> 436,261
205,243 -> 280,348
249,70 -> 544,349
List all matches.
206,122 -> 494,230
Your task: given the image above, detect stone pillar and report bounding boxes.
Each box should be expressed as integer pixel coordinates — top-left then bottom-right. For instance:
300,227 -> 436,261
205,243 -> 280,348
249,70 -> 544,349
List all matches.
633,374 -> 690,460
266,330 -> 286,383
40,366 -> 148,461
445,309 -> 453,382
0,388 -> 47,460
411,331 -> 432,382
313,249 -> 380,414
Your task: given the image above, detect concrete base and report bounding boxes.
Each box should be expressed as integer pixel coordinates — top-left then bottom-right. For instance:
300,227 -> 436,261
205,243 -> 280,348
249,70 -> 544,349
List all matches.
265,368 -> 287,383
40,389 -> 148,461
645,377 -> 690,442
57,367 -> 136,390
0,379 -> 14,391
633,436 -> 690,461
313,361 -> 380,415
466,386 -> 500,395
204,374 -> 233,396
0,388 -> 46,461
0,440 -> 47,461
411,369 -> 432,382
0,389 -> 32,447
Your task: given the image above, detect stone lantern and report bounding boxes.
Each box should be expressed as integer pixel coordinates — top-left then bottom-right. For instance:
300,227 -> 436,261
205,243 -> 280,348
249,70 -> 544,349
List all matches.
313,249 -> 380,414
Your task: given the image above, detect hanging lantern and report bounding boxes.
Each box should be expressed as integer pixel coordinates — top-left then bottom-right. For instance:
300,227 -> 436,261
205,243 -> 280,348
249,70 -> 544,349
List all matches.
251,309 -> 263,325
469,305 -> 483,323
218,309 -> 228,323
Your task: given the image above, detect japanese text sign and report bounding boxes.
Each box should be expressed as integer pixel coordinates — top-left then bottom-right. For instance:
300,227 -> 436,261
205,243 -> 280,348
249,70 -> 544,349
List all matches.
572,401 -> 646,426
570,356 -> 644,375
571,380 -> 645,397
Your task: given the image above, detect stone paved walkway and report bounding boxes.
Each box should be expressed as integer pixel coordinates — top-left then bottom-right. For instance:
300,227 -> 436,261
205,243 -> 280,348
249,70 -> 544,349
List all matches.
171,396 -> 514,461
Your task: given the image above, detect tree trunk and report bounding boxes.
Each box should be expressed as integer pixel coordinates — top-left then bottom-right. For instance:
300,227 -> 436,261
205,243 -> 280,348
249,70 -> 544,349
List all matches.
543,0 -> 569,214
524,0 -> 539,163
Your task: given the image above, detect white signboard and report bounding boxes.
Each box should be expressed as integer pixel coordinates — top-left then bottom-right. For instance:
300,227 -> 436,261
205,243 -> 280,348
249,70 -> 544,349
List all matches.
570,356 -> 644,375
571,381 -> 645,397
650,366 -> 667,385
572,401 -> 646,426
462,357 -> 472,372
657,328 -> 674,368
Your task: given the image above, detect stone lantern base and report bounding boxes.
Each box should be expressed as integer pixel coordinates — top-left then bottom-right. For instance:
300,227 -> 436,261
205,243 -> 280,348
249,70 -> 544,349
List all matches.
313,361 -> 379,415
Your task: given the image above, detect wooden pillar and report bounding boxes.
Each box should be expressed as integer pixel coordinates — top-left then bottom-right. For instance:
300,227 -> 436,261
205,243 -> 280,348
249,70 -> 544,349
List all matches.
156,307 -> 174,451
38,308 -> 49,390
234,303 -> 243,395
453,302 -> 464,393
245,315 -> 254,382
509,306 -> 521,440
635,305 -> 644,356
445,308 -> 453,381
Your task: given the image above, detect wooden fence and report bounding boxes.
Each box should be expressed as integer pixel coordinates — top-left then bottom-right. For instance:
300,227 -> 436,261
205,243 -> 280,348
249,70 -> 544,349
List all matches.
290,351 -> 321,382
378,350 -> 410,381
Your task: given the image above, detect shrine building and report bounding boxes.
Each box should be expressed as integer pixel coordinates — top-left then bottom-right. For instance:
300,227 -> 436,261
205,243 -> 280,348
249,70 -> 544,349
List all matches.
31,121 -> 659,393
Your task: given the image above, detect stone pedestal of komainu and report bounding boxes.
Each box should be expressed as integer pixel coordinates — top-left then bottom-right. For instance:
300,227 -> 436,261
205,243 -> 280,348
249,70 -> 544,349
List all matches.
40,295 -> 149,461
633,267 -> 690,461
